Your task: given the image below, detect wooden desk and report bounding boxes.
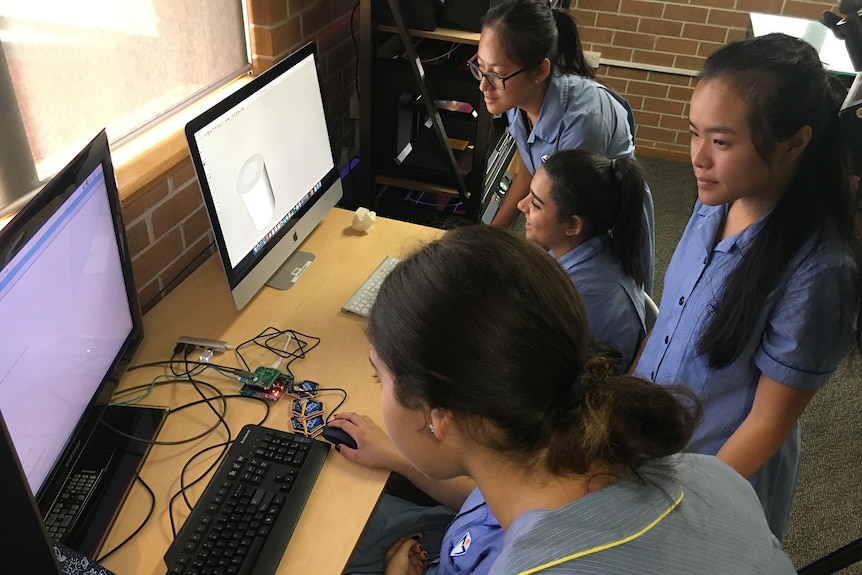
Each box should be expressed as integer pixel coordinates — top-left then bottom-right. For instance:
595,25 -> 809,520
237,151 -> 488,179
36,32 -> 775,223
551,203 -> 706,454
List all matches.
100,208 -> 442,574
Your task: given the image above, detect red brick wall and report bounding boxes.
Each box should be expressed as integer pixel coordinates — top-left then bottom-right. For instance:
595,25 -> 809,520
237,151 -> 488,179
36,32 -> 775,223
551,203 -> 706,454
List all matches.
571,0 -> 841,159
122,0 -> 358,311
249,0 -> 358,153
121,158 -> 215,311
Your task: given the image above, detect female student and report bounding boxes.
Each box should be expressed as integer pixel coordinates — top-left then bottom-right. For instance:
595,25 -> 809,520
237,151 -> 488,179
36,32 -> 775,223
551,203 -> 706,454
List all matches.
517,149 -> 646,369
476,0 -> 634,229
633,33 -> 862,539
474,0 -> 655,292
336,225 -> 794,575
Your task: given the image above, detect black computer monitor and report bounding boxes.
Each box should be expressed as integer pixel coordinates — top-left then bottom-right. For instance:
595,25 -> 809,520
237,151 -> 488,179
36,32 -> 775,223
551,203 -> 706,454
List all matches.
185,42 -> 344,310
0,130 -> 163,556
0,409 -> 62,575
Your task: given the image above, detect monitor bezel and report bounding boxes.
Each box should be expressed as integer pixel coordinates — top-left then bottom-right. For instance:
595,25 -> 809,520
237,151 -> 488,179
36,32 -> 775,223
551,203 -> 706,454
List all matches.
0,409 -> 62,574
184,42 -> 343,310
0,129 -> 144,503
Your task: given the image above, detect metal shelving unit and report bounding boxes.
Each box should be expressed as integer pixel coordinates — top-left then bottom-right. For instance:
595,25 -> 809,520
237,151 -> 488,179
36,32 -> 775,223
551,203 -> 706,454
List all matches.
357,0 -> 514,224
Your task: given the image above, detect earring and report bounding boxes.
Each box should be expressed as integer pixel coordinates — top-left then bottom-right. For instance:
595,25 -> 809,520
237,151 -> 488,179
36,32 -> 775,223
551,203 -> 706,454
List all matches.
428,424 -> 436,434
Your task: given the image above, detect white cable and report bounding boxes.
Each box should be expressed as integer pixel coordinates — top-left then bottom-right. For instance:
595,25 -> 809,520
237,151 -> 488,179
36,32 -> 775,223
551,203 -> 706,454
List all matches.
270,332 -> 293,369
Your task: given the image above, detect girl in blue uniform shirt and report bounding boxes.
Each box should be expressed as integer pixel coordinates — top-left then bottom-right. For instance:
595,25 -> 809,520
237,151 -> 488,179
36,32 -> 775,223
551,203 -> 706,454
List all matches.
337,152 -> 647,574
517,149 -> 647,370
337,225 -> 794,575
476,0 -> 634,226
474,0 -> 655,292
632,33 -> 862,540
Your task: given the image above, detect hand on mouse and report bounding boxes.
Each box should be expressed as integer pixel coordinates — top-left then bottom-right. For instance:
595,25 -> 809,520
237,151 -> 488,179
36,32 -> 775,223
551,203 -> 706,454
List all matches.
383,534 -> 427,575
328,412 -> 406,472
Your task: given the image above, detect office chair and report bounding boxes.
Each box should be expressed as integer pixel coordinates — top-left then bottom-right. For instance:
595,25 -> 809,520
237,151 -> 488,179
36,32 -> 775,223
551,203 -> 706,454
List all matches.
644,292 -> 659,332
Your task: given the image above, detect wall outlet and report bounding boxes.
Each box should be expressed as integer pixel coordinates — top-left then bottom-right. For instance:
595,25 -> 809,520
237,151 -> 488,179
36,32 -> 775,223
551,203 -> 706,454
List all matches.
585,50 -> 601,69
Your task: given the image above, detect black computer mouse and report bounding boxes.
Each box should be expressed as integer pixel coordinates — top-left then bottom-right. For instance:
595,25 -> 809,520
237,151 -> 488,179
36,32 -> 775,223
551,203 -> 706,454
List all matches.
321,425 -> 358,450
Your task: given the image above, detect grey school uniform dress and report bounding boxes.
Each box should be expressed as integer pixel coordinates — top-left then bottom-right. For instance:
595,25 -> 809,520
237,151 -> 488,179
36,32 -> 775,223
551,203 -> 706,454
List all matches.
490,454 -> 795,575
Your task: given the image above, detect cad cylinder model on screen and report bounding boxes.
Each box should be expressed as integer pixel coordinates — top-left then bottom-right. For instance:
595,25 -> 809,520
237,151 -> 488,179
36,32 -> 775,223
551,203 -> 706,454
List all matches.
237,153 -> 275,230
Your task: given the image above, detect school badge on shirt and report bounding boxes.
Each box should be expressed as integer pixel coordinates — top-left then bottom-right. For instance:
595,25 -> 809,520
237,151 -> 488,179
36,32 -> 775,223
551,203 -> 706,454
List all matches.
450,531 -> 472,557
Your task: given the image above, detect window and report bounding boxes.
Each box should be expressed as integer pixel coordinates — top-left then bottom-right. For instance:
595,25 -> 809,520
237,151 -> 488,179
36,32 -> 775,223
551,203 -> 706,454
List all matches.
0,1 -> 250,212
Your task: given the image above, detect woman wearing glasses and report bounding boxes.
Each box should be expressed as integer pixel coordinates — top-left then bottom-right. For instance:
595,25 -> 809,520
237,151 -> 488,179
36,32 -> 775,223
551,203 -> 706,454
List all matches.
476,0 -> 634,229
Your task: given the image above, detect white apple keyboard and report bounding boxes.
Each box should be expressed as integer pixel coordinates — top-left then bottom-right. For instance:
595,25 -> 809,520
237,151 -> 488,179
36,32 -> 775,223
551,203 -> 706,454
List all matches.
342,256 -> 400,317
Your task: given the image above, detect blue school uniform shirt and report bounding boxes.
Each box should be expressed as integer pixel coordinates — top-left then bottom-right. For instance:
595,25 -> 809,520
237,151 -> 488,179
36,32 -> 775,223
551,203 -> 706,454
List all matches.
506,73 -> 634,174
553,234 -> 645,370
634,199 -> 859,538
507,72 -> 657,294
435,487 -> 503,575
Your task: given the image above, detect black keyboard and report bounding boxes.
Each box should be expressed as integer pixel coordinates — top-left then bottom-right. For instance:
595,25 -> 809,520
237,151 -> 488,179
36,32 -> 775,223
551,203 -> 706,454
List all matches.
164,424 -> 330,575
44,467 -> 103,541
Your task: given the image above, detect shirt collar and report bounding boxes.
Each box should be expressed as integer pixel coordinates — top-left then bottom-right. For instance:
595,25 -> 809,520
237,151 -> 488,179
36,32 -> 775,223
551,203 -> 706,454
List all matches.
553,234 -> 607,271
504,462 -> 685,572
530,72 -> 570,145
694,200 -> 769,255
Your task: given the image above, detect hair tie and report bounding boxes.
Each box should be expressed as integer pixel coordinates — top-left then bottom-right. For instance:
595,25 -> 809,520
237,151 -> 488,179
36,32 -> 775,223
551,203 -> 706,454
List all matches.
570,374 -> 598,405
571,355 -> 616,405
610,158 -> 623,182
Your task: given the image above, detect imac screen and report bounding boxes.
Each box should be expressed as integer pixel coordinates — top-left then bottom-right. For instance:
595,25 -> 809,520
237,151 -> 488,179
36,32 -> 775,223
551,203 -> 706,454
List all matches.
186,42 -> 343,310
0,130 -> 143,498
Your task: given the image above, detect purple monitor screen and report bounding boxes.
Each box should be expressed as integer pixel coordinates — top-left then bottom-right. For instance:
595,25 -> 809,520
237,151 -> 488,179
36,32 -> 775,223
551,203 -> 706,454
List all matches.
0,141 -> 135,496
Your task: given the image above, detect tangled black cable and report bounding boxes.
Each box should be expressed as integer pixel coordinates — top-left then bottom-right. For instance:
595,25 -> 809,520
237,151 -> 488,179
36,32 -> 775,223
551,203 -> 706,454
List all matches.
234,327 -> 321,380
167,394 -> 269,537
95,474 -> 155,564
100,325 -> 327,550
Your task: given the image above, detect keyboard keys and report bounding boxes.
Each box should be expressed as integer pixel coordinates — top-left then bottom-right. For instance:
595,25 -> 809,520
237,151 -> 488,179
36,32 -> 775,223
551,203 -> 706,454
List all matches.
164,424 -> 329,575
45,468 -> 103,541
342,256 -> 400,317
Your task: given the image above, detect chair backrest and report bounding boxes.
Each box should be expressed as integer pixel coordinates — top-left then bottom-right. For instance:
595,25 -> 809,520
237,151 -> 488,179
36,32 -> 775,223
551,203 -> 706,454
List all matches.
644,292 -> 659,332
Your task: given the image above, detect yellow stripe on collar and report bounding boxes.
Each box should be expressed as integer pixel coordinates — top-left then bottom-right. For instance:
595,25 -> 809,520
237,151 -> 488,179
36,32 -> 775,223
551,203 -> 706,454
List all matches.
517,491 -> 684,575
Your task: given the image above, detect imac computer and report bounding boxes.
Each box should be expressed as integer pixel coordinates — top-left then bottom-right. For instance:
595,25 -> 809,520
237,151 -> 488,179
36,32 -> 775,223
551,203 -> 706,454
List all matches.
185,42 -> 344,310
0,130 -> 165,557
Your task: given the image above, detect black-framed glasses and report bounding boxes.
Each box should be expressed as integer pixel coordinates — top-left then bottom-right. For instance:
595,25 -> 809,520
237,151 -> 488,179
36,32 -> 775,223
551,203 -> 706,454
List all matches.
466,57 -> 526,90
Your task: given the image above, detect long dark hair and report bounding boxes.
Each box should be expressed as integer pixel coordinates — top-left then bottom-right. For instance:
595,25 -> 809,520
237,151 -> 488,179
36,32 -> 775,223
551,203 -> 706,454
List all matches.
543,149 -> 646,286
695,33 -> 862,367
368,226 -> 698,475
482,0 -> 595,78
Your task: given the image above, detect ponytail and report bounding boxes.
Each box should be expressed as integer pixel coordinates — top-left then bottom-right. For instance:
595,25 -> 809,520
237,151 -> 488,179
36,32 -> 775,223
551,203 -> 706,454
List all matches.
552,7 -> 595,78
608,158 -> 646,286
543,150 -> 647,286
